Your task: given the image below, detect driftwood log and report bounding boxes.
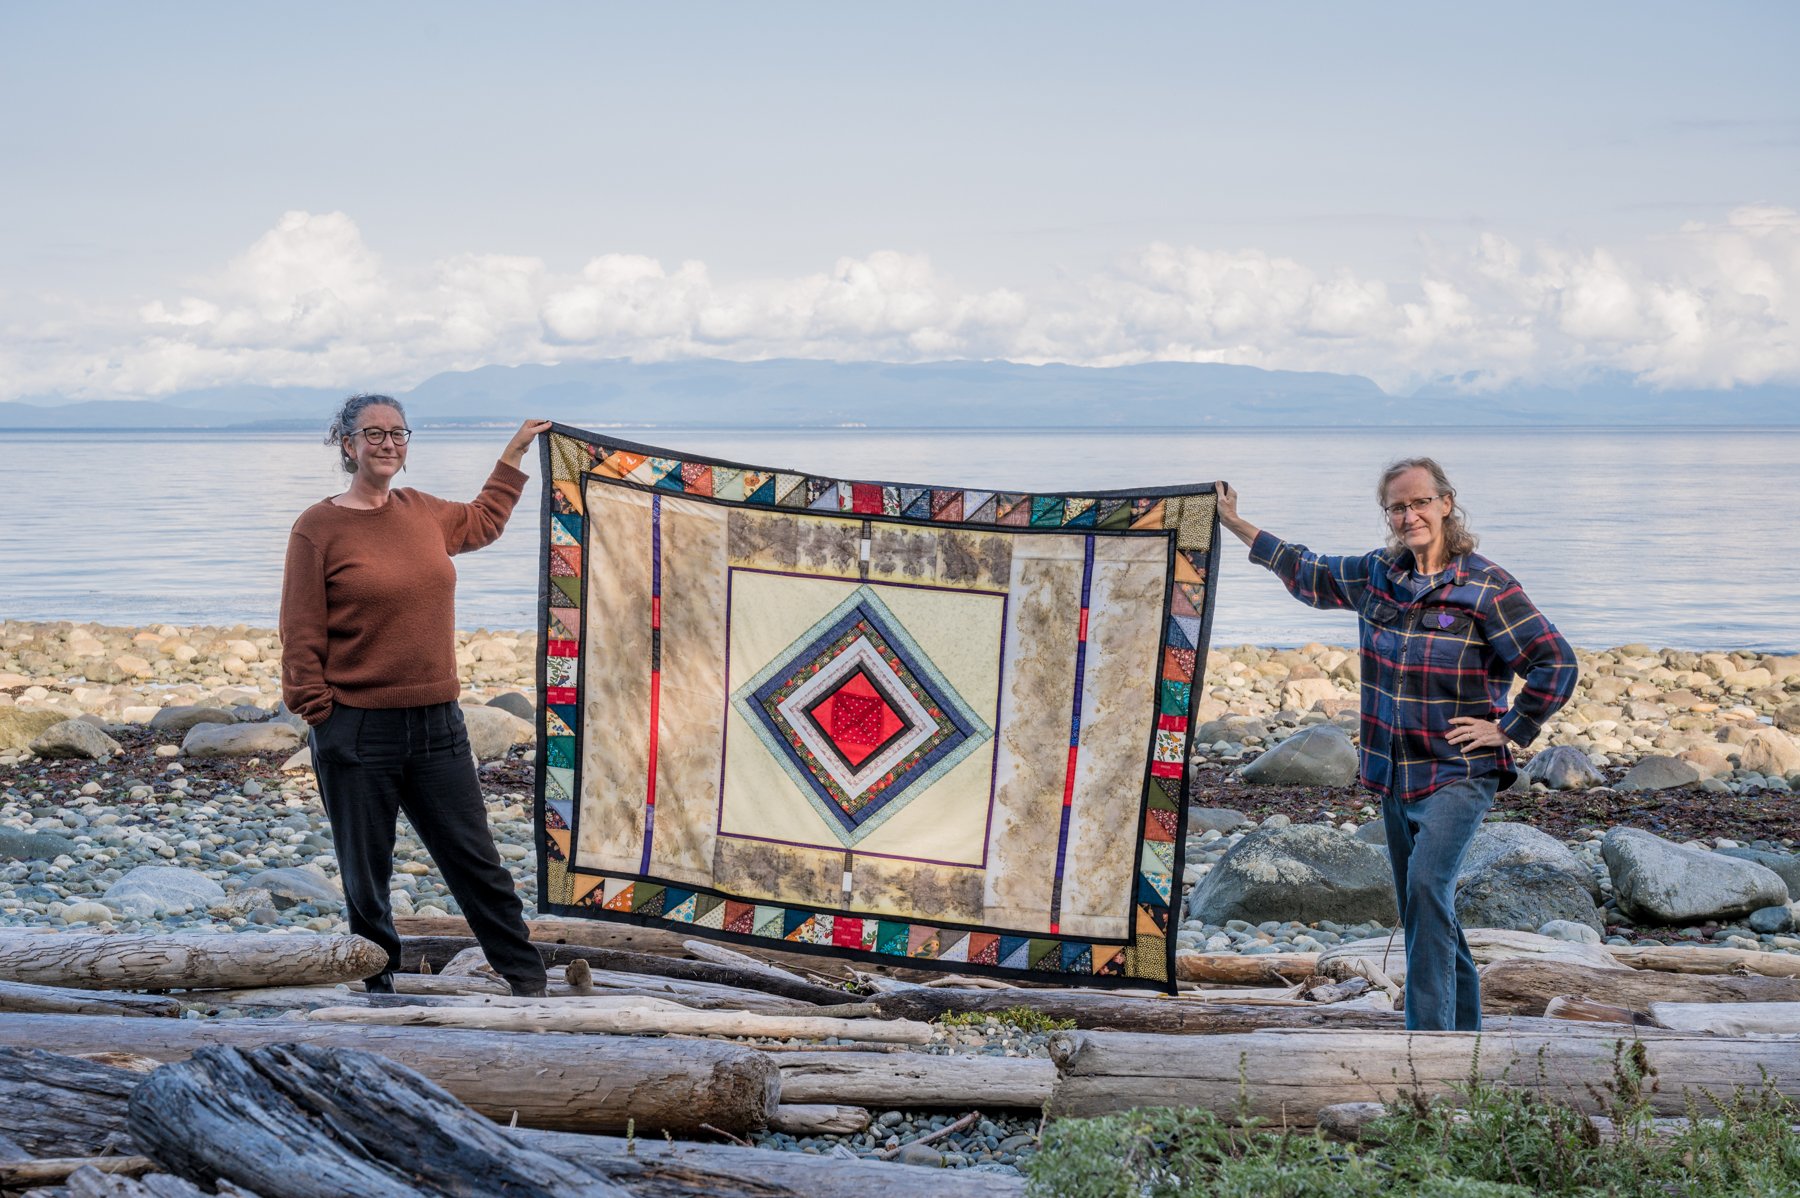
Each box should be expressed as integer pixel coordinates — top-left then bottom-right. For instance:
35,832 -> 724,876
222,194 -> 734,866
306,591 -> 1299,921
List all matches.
1046,1027 -> 1800,1124
1649,1002 -> 1800,1036
768,1104 -> 871,1134
870,989 -> 1413,1034
398,936 -> 850,1006
771,1050 -> 1056,1108
0,931 -> 386,992
299,1001 -> 936,1044
0,1014 -> 777,1135
186,986 -> 810,1016
518,1129 -> 1028,1198
1480,957 -> 1800,1016
0,1047 -> 142,1157
0,978 -> 180,1018
128,1044 -> 633,1198
1318,929 -> 1626,985
42,1165 -> 243,1198
1607,944 -> 1800,978
1173,952 -> 1318,984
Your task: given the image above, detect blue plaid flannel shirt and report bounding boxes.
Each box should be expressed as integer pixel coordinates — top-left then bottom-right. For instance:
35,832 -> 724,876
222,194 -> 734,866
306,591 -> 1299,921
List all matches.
1250,530 -> 1578,801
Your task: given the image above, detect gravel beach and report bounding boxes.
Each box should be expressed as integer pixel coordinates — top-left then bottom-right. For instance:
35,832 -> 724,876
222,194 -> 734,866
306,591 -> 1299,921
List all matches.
4,619 -> 1799,1172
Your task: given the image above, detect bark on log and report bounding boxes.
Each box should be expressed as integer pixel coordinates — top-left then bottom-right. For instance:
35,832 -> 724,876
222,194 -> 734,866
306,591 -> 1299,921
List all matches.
1607,944 -> 1800,978
0,1047 -> 143,1158
399,936 -> 850,1005
1174,952 -> 1317,984
188,986 -> 808,1015
1480,957 -> 1800,1017
517,1130 -> 1028,1198
128,1044 -> 633,1198
0,932 -> 387,992
771,1050 -> 1056,1108
0,979 -> 180,1018
0,1014 -> 777,1136
769,1104 -> 871,1135
1046,1027 -> 1800,1124
300,1002 -> 937,1044
395,916 -> 954,985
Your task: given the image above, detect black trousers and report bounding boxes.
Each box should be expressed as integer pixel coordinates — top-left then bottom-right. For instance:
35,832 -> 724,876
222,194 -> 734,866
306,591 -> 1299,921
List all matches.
310,701 -> 545,991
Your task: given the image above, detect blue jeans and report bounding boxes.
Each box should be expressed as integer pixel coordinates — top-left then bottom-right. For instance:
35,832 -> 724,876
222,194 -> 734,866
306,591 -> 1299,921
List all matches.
1382,775 -> 1496,1031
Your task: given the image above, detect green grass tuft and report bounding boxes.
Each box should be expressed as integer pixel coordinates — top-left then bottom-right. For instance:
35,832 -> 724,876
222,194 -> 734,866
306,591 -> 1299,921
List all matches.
936,1006 -> 1078,1034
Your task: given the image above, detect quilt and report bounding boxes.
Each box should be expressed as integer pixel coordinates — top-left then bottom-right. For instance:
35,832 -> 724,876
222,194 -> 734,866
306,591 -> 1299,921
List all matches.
533,425 -> 1219,991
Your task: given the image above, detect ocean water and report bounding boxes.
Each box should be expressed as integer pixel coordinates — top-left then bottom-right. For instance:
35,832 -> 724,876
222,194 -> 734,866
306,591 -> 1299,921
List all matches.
2,427 -> 1796,651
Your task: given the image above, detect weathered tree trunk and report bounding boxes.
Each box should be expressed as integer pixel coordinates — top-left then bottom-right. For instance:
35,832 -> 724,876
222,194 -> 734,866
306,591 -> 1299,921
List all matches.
771,1050 -> 1056,1108
0,1047 -> 142,1158
1542,995 -> 1650,1026
1318,929 -> 1626,986
1046,1027 -> 1800,1124
299,1002 -> 936,1044
0,932 -> 386,992
870,989 -> 1412,1033
1480,957 -> 1800,1017
129,1044 -> 634,1198
1607,944 -> 1800,978
0,1156 -> 157,1189
1173,952 -> 1317,984
0,978 -> 180,1017
517,1129 -> 1028,1198
398,936 -> 850,1005
769,1104 -> 871,1134
1649,1001 -> 1800,1036
0,1014 -> 777,1136
190,986 -> 808,1015
395,916 -> 953,985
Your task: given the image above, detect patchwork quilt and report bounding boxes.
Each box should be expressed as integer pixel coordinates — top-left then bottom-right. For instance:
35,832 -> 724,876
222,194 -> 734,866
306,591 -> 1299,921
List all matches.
533,425 -> 1219,991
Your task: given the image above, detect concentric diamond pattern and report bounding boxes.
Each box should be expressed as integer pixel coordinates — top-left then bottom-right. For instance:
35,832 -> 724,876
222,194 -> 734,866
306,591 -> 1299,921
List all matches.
731,584 -> 993,846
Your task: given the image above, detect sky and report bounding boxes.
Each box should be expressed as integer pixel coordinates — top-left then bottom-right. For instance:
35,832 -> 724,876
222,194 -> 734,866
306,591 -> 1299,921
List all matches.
1,2 -> 1797,401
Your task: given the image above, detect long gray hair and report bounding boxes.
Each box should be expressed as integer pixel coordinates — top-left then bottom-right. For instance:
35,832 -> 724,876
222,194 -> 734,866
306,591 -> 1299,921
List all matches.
324,394 -> 406,474
1379,456 -> 1478,558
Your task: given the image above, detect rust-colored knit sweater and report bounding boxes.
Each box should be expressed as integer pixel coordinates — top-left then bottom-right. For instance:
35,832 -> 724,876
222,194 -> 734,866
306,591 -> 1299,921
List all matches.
279,461 -> 527,725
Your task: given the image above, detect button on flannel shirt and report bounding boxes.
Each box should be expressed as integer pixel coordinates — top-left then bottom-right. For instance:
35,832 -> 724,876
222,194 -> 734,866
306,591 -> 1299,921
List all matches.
1250,530 -> 1578,801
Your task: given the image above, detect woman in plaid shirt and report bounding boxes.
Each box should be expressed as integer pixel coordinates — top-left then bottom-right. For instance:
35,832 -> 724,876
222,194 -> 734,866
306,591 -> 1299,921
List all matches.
1215,459 -> 1576,1031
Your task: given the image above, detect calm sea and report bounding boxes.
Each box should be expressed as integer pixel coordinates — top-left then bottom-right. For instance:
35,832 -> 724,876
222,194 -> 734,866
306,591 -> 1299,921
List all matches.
2,428 -> 1795,652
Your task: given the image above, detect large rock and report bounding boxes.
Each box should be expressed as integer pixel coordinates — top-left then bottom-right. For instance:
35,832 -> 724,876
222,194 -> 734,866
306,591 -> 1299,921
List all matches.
181,721 -> 304,759
1616,756 -> 1702,792
0,827 -> 80,863
1186,807 -> 1252,835
245,866 -> 343,910
29,719 -> 121,760
1522,745 -> 1603,790
485,692 -> 537,723
1278,677 -> 1346,712
1738,729 -> 1800,779
1237,724 -> 1358,787
1451,821 -> 1603,934
103,865 -> 227,918
1716,846 -> 1800,900
149,705 -> 239,734
1455,862 -> 1604,935
1185,825 -> 1397,927
1602,827 -> 1789,925
0,708 -> 65,752
461,704 -> 534,761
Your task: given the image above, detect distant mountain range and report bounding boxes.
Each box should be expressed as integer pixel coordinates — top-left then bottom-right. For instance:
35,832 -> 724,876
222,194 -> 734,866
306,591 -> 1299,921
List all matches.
2,360 -> 1795,429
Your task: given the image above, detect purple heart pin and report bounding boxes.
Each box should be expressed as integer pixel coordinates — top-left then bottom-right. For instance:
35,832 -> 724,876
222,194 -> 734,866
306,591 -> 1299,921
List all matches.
1437,612 -> 1454,629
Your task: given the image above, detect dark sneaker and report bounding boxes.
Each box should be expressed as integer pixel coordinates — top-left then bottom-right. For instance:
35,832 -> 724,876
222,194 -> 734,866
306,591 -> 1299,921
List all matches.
510,982 -> 547,998
363,971 -> 397,994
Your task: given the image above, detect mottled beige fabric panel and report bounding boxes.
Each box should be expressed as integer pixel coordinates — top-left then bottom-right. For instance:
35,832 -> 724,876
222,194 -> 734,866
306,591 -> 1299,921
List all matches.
712,838 -> 841,908
727,509 -> 861,574
851,856 -> 983,924
574,482 -> 654,873
980,534 -> 1086,932
646,493 -> 729,888
1056,536 -> 1169,939
864,523 -> 1013,591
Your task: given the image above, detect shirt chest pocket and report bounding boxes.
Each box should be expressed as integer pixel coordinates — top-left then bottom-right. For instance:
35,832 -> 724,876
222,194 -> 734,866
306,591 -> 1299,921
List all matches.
1416,606 -> 1478,662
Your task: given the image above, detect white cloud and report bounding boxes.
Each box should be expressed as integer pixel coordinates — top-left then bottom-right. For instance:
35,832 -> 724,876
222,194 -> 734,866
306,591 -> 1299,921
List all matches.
4,205 -> 1799,400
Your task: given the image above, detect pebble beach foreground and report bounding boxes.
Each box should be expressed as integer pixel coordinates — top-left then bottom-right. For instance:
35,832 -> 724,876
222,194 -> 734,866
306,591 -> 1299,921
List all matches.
3,620 -> 1800,1176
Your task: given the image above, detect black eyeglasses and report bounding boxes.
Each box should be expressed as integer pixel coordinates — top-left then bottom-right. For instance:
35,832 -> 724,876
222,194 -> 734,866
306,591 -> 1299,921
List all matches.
1382,495 -> 1442,521
349,428 -> 412,446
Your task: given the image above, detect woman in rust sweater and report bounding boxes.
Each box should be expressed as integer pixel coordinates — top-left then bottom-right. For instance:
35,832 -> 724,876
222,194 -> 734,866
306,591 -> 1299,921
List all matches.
280,393 -> 552,995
